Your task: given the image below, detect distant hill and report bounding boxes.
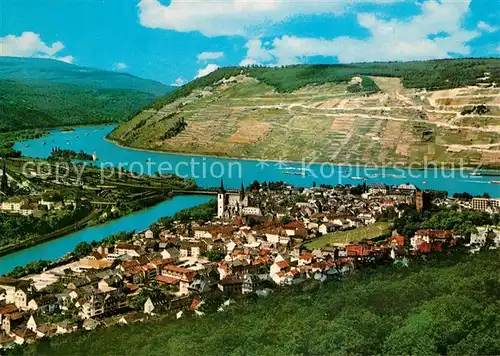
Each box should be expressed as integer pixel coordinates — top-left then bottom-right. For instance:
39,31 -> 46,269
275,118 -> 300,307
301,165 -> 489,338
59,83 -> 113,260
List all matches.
109,58 -> 500,167
0,57 -> 171,96
0,57 -> 173,133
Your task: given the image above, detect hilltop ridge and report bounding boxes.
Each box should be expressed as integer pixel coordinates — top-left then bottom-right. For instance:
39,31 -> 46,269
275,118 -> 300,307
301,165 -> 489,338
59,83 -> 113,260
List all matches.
109,58 -> 500,167
0,57 -> 170,95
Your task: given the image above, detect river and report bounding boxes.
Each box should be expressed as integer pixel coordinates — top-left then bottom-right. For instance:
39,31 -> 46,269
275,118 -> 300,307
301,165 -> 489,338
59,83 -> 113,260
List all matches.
0,195 -> 211,275
12,125 -> 500,196
0,125 -> 498,274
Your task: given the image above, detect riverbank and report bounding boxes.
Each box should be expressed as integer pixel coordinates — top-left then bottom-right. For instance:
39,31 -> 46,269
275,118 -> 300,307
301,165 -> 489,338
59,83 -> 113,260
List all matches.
0,210 -> 100,258
0,192 -> 170,259
106,134 -> 500,171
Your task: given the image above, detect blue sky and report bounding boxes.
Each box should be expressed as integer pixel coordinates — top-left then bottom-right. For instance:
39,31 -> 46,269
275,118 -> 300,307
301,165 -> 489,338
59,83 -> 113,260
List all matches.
1,0 -> 498,86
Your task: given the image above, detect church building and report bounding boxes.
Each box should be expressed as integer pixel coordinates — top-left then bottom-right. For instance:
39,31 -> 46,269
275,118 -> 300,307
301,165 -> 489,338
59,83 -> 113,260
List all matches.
217,180 -> 250,219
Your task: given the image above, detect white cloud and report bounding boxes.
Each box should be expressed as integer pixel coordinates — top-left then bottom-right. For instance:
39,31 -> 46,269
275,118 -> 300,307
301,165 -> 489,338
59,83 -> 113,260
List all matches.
0,31 -> 73,63
239,39 -> 274,66
241,0 -> 479,65
477,21 -> 497,33
112,62 -> 128,71
197,51 -> 224,61
195,63 -> 219,78
138,0 -> 405,37
172,77 -> 187,86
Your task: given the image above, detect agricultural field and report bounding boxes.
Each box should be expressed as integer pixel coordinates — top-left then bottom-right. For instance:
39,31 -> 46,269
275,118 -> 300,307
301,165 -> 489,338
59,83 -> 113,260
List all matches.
305,222 -> 391,249
109,60 -> 500,167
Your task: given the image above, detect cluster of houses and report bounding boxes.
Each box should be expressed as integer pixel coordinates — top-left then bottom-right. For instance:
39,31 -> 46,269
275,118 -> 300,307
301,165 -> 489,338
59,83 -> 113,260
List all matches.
0,195 -> 77,217
1,183 -> 499,349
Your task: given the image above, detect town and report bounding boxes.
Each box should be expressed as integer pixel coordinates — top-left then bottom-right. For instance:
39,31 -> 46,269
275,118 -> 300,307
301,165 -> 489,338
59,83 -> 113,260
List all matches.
1,179 -> 499,349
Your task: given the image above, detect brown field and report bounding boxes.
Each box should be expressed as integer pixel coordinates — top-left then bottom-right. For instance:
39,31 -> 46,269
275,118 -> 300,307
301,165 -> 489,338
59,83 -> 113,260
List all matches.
229,121 -> 272,143
330,116 -> 356,133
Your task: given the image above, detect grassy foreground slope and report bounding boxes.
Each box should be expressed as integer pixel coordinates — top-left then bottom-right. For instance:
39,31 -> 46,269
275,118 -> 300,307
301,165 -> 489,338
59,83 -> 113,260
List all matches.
109,58 -> 500,167
0,57 -> 172,133
14,250 -> 500,356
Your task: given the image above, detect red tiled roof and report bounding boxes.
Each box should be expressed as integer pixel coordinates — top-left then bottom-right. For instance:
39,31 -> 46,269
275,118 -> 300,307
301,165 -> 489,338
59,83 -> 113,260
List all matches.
276,261 -> 289,269
156,275 -> 179,285
163,265 -> 196,281
345,244 -> 370,257
0,335 -> 14,344
141,264 -> 156,271
300,253 -> 313,261
125,283 -> 139,292
116,243 -> 140,250
0,303 -> 18,315
129,266 -> 144,275
253,257 -> 272,265
417,241 -> 431,253
190,297 -> 201,311
390,235 -> 405,246
121,260 -> 141,270
259,248 -> 271,257
415,230 -> 453,239
283,221 -> 304,229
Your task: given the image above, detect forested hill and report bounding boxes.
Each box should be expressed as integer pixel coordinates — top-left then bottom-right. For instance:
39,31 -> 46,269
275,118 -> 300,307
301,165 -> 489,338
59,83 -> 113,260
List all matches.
0,57 -> 172,133
0,57 -> 170,95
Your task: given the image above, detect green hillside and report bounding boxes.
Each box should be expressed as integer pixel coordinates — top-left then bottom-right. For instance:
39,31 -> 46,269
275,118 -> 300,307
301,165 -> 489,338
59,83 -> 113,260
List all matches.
109,58 -> 500,167
0,57 -> 172,134
13,250 -> 500,356
0,80 -> 163,132
147,58 -> 500,110
0,57 -> 170,96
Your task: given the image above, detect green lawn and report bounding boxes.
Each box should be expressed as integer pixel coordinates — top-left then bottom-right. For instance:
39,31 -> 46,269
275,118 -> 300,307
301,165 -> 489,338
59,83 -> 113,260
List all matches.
305,222 -> 391,249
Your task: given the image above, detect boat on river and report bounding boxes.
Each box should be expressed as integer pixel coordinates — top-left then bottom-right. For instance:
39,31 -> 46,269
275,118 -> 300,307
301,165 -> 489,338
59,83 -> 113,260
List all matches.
470,172 -> 500,177
282,171 -> 307,176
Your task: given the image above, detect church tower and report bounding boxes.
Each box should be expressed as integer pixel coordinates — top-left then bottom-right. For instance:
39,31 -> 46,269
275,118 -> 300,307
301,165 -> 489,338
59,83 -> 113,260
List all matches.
239,182 -> 245,201
217,179 -> 227,218
1,159 -> 8,193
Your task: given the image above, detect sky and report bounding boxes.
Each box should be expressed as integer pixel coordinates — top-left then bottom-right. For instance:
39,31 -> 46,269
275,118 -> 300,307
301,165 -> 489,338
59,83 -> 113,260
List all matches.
1,0 -> 498,86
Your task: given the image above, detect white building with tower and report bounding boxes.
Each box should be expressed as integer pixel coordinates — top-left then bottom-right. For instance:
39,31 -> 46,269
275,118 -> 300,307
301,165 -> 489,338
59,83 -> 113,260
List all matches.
217,180 -> 254,219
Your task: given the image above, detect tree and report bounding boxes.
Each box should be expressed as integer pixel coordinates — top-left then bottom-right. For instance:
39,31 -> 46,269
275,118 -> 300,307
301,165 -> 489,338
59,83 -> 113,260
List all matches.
204,250 -> 225,262
281,215 -> 291,225
453,192 -> 473,200
248,180 -> 261,191
73,241 -> 93,258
